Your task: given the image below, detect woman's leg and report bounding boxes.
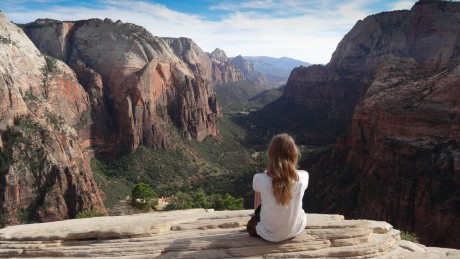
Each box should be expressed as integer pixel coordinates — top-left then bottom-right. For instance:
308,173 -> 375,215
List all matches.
247,204 -> 261,237
246,217 -> 260,237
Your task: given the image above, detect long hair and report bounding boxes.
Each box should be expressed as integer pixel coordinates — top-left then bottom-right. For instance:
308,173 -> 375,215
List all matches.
266,133 -> 299,207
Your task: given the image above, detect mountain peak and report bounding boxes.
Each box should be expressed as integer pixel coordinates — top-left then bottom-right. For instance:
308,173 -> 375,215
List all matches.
210,48 -> 228,63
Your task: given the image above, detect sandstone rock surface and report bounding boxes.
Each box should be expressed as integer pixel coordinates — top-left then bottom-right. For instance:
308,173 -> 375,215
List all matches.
0,209 -> 458,258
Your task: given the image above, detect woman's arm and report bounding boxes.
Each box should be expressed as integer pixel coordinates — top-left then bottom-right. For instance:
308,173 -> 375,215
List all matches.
254,191 -> 261,210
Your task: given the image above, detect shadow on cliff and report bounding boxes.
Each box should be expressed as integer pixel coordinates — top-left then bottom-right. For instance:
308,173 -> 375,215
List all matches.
230,97 -> 349,151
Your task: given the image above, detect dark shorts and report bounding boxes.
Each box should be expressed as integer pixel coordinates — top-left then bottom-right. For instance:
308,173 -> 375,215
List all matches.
247,205 -> 261,237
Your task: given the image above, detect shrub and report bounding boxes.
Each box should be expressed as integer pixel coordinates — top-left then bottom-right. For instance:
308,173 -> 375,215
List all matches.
209,193 -> 244,210
45,111 -> 64,130
164,189 -> 243,211
400,231 -> 419,243
0,35 -> 12,44
76,209 -> 104,219
191,188 -> 210,208
44,56 -> 57,73
164,192 -> 193,210
131,183 -> 158,211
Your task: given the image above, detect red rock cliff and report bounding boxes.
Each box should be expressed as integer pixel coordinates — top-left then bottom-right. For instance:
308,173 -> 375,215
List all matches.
23,19 -> 222,158
0,13 -> 106,224
163,37 -> 245,85
301,1 -> 460,248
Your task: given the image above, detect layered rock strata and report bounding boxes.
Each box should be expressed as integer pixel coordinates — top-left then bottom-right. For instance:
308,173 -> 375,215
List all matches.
292,1 -> 460,248
23,19 -> 221,158
0,209 -> 459,258
163,37 -> 245,85
0,13 -> 106,224
231,55 -> 274,87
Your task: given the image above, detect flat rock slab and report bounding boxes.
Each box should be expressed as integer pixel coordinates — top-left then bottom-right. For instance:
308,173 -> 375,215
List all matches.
0,209 -> 457,258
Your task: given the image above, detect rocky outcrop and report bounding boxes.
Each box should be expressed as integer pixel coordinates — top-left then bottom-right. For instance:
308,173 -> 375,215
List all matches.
163,37 -> 245,85
291,1 -> 460,249
209,49 -> 246,85
23,19 -> 221,158
1,209 -> 459,258
0,13 -> 106,224
231,55 -> 268,85
209,48 -> 228,63
162,37 -> 213,81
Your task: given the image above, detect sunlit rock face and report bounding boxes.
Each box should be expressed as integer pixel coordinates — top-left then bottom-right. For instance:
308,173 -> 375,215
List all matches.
23,18 -> 221,158
0,13 -> 106,224
163,37 -> 246,85
297,1 -> 460,249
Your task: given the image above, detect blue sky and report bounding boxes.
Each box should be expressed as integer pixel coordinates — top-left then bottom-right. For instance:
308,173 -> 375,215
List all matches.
1,0 -> 416,64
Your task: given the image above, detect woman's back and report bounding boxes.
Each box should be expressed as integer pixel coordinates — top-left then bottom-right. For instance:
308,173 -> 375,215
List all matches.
253,170 -> 309,242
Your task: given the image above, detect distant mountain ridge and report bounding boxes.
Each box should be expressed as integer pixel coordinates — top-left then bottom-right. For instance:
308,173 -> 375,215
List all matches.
243,56 -> 310,78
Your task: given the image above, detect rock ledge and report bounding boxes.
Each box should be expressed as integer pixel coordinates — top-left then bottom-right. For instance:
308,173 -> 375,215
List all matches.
0,209 -> 458,258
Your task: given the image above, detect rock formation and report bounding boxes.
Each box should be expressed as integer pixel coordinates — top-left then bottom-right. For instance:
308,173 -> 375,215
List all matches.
231,56 -> 291,89
208,48 -> 246,85
265,1 -> 460,248
0,209 -> 459,258
0,13 -> 228,224
244,56 -> 311,78
162,37 -> 213,81
23,19 -> 221,158
0,13 -> 106,224
163,37 -> 245,85
231,55 -> 271,87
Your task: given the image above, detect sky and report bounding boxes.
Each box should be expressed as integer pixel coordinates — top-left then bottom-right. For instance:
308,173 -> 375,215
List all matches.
1,0 -> 416,64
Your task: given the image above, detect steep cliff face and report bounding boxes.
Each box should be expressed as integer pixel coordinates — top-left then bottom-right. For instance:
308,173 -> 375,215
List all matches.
264,10 -> 412,143
230,55 -> 269,86
163,37 -> 245,85
24,19 -> 221,158
209,48 -> 246,85
162,37 -> 213,81
0,13 -> 106,224
301,1 -> 460,248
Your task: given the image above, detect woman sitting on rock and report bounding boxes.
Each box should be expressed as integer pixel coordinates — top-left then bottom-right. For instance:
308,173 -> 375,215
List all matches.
247,133 -> 309,242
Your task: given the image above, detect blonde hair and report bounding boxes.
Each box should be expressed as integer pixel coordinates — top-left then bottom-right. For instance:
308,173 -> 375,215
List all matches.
266,133 -> 299,207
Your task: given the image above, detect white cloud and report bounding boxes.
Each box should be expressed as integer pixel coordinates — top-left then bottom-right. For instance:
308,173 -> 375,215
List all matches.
2,0 -> 409,64
390,1 -> 416,10
210,0 -> 274,11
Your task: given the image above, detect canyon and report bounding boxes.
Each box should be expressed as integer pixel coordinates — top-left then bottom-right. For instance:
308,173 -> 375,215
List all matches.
22,18 -> 223,157
0,0 -> 458,252
258,0 -> 460,248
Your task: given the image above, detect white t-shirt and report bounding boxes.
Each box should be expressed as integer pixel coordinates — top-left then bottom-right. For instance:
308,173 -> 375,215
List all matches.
253,170 -> 309,242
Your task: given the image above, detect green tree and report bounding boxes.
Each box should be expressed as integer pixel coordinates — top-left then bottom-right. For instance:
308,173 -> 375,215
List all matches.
131,183 -> 158,211
164,190 -> 244,211
209,193 -> 244,210
164,192 -> 193,210
191,188 -> 210,208
76,209 -> 104,219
